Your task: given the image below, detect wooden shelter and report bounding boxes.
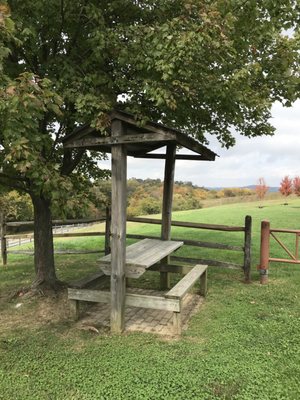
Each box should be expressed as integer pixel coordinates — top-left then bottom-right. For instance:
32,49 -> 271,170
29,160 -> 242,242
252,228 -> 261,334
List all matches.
63,110 -> 217,333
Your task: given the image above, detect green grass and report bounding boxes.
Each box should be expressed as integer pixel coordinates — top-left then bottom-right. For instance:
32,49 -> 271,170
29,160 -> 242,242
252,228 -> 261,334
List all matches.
1,197 -> 300,399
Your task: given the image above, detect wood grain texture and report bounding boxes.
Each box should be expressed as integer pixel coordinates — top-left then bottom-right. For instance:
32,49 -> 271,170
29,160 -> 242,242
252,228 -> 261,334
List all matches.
173,312 -> 182,335
126,234 -> 243,252
99,238 -> 183,278
68,288 -> 110,303
64,132 -> 173,148
110,119 -> 127,333
68,289 -> 180,312
165,264 -> 208,300
199,268 -> 208,297
133,154 -> 210,160
161,144 -> 176,289
127,217 -> 245,232
69,300 -> 80,321
171,255 -> 242,270
243,215 -> 252,282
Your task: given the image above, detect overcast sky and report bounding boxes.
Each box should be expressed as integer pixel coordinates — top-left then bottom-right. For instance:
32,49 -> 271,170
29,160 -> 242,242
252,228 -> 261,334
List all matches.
99,100 -> 300,188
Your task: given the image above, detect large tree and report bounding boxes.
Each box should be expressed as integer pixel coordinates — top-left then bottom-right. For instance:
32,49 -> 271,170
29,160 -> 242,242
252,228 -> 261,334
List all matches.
0,1 -> 299,289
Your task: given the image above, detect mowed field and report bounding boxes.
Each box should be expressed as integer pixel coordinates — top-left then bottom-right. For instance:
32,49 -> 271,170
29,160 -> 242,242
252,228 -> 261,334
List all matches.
0,197 -> 300,399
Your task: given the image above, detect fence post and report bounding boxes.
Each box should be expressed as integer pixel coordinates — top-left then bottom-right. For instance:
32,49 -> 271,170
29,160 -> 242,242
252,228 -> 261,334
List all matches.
0,213 -> 7,266
258,220 -> 270,284
243,215 -> 252,283
105,206 -> 111,255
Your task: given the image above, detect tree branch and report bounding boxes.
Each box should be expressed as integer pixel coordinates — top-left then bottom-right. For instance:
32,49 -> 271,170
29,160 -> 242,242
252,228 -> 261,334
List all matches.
67,1 -> 89,55
0,174 -> 31,194
61,149 -> 85,176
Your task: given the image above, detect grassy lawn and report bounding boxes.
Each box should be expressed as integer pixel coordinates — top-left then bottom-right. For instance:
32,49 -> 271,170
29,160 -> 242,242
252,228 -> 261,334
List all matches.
0,198 -> 300,399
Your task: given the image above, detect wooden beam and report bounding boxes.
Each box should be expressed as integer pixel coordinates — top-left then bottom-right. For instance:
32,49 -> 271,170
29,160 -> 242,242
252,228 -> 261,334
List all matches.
125,293 -> 179,312
6,232 -> 105,239
174,132 -> 216,161
132,154 -> 211,161
68,288 -> 110,303
110,119 -> 127,334
64,133 -> 173,149
171,255 -> 242,270
68,288 -> 180,312
148,264 -> 194,274
6,217 -> 104,229
126,234 -> 243,252
127,217 -> 245,232
161,144 -> 176,289
53,232 -> 105,238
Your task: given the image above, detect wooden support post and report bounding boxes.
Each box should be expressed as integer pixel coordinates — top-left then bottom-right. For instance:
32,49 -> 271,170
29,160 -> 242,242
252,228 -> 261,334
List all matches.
173,311 -> 182,335
258,220 -> 270,284
110,120 -> 127,333
160,144 -> 176,290
243,215 -> 252,283
199,269 -> 207,297
105,206 -> 111,255
69,300 -> 80,321
1,213 -> 7,266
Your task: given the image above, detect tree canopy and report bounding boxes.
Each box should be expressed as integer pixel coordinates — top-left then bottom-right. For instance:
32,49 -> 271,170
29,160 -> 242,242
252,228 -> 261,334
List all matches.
0,0 -> 299,288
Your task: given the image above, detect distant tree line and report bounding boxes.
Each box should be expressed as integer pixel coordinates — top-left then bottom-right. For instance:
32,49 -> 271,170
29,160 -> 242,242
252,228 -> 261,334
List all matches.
92,179 -> 254,217
0,179 -> 257,221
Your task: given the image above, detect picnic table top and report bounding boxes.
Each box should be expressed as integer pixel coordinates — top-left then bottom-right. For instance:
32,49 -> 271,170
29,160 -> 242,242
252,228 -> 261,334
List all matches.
99,238 -> 183,277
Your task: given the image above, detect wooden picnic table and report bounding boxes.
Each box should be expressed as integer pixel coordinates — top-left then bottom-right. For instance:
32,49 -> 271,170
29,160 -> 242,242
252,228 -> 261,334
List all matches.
100,238 -> 183,278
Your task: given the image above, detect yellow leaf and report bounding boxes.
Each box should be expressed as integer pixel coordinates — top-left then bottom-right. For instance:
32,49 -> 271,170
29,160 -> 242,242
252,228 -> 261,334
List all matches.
0,4 -> 10,16
6,86 -> 15,95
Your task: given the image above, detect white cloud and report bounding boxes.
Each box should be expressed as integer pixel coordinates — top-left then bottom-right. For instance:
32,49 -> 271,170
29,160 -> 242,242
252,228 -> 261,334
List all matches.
98,100 -> 300,187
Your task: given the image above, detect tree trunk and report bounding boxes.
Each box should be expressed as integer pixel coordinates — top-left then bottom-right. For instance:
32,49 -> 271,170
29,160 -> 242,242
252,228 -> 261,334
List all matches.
31,195 -> 60,290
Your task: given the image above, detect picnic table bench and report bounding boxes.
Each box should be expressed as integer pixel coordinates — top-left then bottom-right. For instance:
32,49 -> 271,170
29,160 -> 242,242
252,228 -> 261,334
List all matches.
68,238 -> 208,334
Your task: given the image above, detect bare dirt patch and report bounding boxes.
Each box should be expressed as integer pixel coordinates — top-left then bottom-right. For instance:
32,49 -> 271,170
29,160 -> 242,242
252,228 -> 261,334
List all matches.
0,290 -> 70,336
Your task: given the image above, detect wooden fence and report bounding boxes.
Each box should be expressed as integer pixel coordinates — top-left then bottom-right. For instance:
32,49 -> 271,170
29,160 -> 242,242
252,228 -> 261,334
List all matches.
0,217 -> 107,263
1,213 -> 252,281
258,219 -> 300,284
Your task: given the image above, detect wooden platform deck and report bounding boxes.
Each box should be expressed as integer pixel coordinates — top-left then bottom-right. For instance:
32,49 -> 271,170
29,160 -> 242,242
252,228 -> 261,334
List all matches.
99,238 -> 183,278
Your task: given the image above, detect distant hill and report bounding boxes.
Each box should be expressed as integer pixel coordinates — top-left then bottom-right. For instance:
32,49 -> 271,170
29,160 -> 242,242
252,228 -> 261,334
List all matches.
243,185 -> 279,193
207,185 -> 279,193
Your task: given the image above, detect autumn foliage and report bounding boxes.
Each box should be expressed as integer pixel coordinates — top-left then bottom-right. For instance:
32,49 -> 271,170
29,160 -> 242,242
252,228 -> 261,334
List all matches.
293,176 -> 300,197
279,176 -> 293,203
255,178 -> 268,201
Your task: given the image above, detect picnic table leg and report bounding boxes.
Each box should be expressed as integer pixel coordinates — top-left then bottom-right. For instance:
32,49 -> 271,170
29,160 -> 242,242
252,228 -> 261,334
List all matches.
69,300 -> 80,321
173,311 -> 182,335
199,269 -> 208,297
160,257 -> 170,289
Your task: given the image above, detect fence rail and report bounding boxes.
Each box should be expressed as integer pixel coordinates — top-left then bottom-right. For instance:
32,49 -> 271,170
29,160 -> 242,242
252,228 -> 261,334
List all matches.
1,213 -> 252,281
